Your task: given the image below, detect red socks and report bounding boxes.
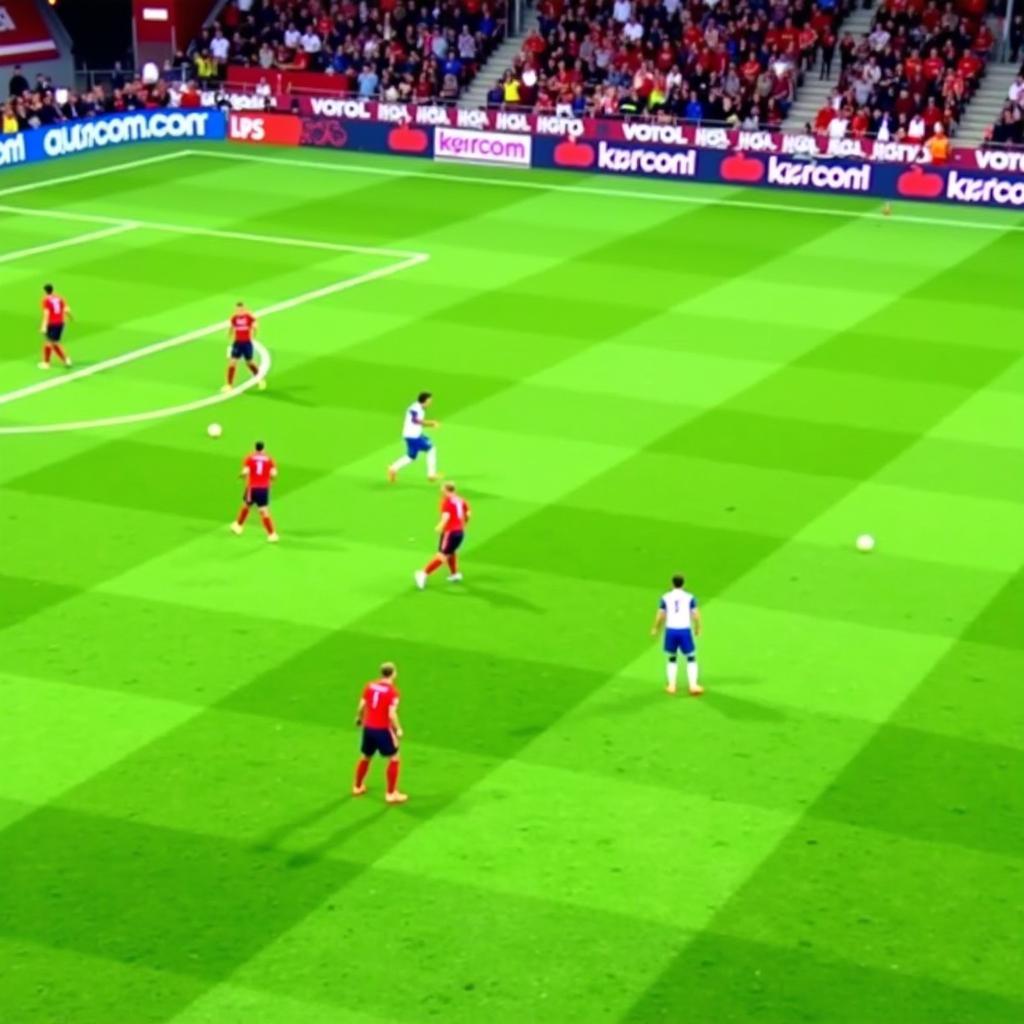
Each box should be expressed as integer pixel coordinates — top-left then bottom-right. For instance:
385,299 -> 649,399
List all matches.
261,514 -> 275,536
41,344 -> 52,364
51,343 -> 67,364
354,758 -> 370,788
236,506 -> 251,527
424,555 -> 444,575
246,361 -> 259,376
227,364 -> 237,385
386,760 -> 400,794
446,554 -> 458,574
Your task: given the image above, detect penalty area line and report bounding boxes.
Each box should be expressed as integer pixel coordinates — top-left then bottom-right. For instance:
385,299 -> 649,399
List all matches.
0,222 -> 138,264
0,203 -> 427,261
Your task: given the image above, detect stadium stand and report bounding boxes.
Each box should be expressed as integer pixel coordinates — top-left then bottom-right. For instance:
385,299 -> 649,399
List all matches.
187,0 -> 507,102
808,0 -> 995,142
986,67 -> 1024,146
483,0 -> 859,127
3,68 -> 176,132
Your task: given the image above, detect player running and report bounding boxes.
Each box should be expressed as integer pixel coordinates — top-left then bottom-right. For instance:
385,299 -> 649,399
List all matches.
39,283 -> 73,369
222,301 -> 266,392
387,391 -> 440,482
231,440 -> 279,542
650,574 -> 703,696
353,662 -> 408,804
415,481 -> 470,589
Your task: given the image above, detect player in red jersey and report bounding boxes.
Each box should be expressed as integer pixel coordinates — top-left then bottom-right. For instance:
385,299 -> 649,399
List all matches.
231,440 -> 279,542
222,301 -> 266,393
415,481 -> 470,589
38,283 -> 73,369
353,662 -> 408,804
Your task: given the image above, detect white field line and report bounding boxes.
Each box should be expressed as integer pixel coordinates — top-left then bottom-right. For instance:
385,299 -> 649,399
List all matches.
186,147 -> 1024,235
0,202 -> 426,260
0,253 -> 428,429
0,222 -> 138,264
0,150 -> 192,199
0,343 -> 272,435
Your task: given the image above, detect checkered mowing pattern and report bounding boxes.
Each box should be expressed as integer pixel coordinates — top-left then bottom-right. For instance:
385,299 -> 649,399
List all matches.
0,147 -> 1021,1024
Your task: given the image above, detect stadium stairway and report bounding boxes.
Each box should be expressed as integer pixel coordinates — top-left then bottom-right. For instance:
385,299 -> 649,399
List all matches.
955,59 -> 1021,146
460,6 -> 540,109
783,4 -> 877,133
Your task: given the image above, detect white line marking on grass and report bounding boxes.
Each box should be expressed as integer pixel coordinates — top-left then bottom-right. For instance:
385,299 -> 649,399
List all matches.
0,222 -> 137,264
187,147 -> 1024,235
0,150 -> 192,198
0,343 -> 273,434
0,253 -> 427,433
0,202 -> 426,260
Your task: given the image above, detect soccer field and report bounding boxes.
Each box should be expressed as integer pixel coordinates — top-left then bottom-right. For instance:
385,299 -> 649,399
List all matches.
1,144 -> 1022,1024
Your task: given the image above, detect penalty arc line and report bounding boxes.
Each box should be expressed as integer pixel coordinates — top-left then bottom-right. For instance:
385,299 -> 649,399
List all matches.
0,342 -> 272,435
0,253 -> 428,433
0,222 -> 139,264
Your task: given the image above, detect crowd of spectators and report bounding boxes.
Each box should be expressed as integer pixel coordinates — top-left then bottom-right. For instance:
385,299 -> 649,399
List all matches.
2,64 -> 180,134
989,66 -> 1024,146
807,0 -> 995,145
484,0 -> 857,128
187,0 -> 506,103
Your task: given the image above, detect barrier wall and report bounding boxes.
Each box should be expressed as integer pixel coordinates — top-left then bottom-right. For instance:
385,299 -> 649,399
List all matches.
225,111 -> 1024,210
3,106 -> 1024,212
0,109 -> 226,169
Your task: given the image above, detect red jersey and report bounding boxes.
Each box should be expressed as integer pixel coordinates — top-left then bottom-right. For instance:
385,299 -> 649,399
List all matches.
243,452 -> 276,488
231,312 -> 256,342
441,494 -> 470,532
362,679 -> 399,729
42,294 -> 67,325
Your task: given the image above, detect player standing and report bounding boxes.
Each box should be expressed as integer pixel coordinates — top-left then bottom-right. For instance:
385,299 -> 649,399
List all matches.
38,283 -> 73,369
387,391 -> 440,482
415,481 -> 470,589
353,662 -> 408,804
231,440 -> 279,542
222,301 -> 266,392
650,574 -> 703,696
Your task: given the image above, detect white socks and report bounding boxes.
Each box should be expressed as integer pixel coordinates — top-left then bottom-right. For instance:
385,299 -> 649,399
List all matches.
666,661 -> 678,687
426,448 -> 437,476
686,661 -> 699,689
389,455 -> 413,473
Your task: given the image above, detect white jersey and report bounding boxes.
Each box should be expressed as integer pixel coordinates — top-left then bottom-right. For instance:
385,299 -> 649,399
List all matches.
403,401 -> 426,439
660,587 -> 697,629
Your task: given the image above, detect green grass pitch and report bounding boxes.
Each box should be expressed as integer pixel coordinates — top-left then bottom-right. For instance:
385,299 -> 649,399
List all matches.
0,144 -> 1022,1024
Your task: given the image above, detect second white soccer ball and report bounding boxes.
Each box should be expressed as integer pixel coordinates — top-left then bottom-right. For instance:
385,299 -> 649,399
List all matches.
207,423 -> 223,439
856,533 -> 875,553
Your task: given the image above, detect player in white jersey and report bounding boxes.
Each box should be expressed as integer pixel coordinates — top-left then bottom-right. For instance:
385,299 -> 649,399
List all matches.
387,391 -> 440,482
650,574 -> 703,696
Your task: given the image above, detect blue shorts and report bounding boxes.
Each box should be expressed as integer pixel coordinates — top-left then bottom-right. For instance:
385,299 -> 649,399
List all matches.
361,727 -> 398,758
46,324 -> 64,342
244,487 -> 270,508
230,341 -> 254,361
404,435 -> 432,460
664,628 -> 695,657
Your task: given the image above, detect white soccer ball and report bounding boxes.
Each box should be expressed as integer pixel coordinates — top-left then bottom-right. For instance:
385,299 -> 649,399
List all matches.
207,423 -> 223,439
856,533 -> 875,553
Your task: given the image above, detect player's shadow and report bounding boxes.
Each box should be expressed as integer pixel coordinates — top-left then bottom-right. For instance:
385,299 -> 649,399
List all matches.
253,796 -> 388,867
261,385 -> 318,408
267,528 -> 350,550
447,581 -> 543,613
700,691 -> 788,722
